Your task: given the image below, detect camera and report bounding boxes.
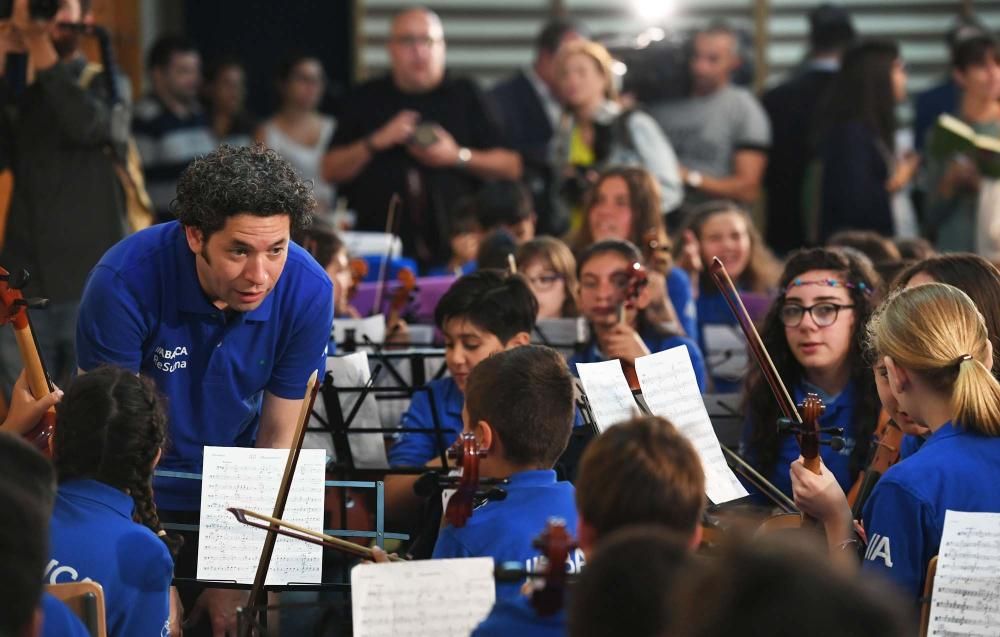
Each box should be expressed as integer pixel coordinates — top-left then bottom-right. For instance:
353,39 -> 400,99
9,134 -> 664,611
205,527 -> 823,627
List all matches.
0,0 -> 60,20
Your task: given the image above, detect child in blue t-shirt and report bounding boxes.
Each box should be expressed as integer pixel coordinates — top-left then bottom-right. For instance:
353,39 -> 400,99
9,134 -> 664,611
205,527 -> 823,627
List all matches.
792,282 -> 1000,601
740,248 -> 881,500
385,270 -> 538,520
46,367 -> 176,637
678,202 -> 779,392
431,345 -> 580,601
569,239 -> 707,391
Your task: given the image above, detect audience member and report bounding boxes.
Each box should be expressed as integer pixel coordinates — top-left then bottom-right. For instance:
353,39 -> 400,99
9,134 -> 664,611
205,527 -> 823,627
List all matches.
818,40 -> 917,241
550,40 -> 682,234
203,56 -> 254,147
489,19 -> 585,235
133,35 -> 216,222
649,22 -> 770,212
323,8 -> 520,269
741,248 -> 881,498
476,180 -> 536,244
516,237 -> 579,319
259,54 -> 337,215
762,4 -> 855,254
923,34 -> 1000,256
0,0 -> 129,394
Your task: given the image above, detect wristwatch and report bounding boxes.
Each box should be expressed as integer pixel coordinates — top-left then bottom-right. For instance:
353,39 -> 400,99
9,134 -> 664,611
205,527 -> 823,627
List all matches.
685,170 -> 703,189
457,147 -> 472,167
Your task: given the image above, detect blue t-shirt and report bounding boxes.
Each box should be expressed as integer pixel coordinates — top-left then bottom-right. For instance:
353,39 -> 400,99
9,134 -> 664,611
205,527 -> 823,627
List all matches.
667,266 -> 697,340
569,328 -> 708,393
432,469 -> 583,601
388,376 -> 464,467
741,381 -> 861,499
47,480 -> 173,637
899,433 -> 927,460
41,592 -> 90,637
472,593 -> 566,637
76,221 -> 334,510
697,292 -> 743,393
861,422 -> 1000,601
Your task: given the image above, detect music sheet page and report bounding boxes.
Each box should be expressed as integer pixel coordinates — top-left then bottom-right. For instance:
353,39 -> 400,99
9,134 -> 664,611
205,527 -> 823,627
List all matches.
576,359 -> 641,432
928,510 -> 1000,636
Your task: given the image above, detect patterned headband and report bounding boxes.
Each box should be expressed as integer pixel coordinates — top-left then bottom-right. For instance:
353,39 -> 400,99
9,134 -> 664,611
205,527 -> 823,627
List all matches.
785,278 -> 873,295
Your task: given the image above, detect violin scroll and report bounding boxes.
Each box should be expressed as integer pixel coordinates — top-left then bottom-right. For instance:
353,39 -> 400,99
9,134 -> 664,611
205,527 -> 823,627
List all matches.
444,432 -> 488,528
529,518 -> 577,616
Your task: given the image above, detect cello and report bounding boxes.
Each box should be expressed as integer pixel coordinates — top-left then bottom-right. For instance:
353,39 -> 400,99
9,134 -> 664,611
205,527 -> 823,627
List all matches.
0,267 -> 56,451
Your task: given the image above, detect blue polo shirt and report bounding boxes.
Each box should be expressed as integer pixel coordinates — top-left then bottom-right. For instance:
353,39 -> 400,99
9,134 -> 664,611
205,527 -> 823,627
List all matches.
76,221 -> 333,510
472,593 -> 565,637
47,479 -> 173,637
667,266 -> 697,340
388,376 -> 464,467
41,592 -> 90,637
569,329 -> 708,393
899,433 -> 926,460
861,422 -> 1000,601
432,469 -> 582,601
741,381 -> 861,499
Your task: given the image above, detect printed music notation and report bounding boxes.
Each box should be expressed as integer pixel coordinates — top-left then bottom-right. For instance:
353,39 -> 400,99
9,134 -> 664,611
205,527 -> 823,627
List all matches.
928,510 -> 1000,636
634,346 -> 749,504
196,446 -> 326,585
351,557 -> 495,637
575,359 -> 641,433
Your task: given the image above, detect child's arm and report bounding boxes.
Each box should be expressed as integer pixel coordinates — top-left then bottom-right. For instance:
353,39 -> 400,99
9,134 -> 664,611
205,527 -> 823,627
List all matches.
789,456 -> 858,572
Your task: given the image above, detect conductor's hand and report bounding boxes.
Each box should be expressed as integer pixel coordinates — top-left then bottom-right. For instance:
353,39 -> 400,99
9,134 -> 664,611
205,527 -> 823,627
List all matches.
789,456 -> 850,525
0,370 -> 62,435
186,588 -> 248,637
600,322 -> 650,367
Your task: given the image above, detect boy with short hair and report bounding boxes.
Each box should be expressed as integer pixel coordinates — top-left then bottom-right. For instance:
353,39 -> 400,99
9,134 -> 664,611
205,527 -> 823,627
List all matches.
432,345 -> 580,601
472,415 -> 706,635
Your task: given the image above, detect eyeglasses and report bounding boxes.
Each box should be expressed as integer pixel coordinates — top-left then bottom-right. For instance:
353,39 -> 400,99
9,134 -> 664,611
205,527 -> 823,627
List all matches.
527,274 -> 565,291
779,303 -> 855,328
391,35 -> 442,48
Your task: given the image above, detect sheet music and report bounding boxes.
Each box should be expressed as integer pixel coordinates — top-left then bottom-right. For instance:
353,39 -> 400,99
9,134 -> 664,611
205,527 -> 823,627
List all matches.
352,557 -> 495,637
332,314 -> 387,348
634,346 -> 748,504
576,359 -> 641,432
307,352 -> 388,469
928,510 -> 1000,636
197,447 -> 325,585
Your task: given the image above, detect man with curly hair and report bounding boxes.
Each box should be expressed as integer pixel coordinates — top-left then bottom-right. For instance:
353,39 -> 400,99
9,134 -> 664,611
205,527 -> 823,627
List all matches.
74,144 -> 333,635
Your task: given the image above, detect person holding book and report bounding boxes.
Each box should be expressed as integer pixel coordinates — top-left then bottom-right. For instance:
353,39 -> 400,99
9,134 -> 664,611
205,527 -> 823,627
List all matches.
473,415 -> 706,636
924,35 -> 1000,256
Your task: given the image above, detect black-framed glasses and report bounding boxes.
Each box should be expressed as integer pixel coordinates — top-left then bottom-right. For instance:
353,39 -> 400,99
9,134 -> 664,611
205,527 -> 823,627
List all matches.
526,273 -> 565,291
391,35 -> 442,48
779,303 -> 855,328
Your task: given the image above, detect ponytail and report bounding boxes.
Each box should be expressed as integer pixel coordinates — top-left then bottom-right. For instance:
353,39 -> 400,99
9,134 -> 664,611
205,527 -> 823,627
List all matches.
952,356 -> 1000,436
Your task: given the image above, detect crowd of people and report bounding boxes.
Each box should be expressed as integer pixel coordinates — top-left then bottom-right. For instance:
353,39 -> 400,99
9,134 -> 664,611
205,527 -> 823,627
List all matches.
2,0 -> 1000,635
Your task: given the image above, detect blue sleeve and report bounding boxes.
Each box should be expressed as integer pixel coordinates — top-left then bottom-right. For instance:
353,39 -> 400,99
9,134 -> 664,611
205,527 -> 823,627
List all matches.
41,593 -> 90,637
667,267 -> 697,339
432,525 -> 472,559
116,535 -> 173,637
387,389 -> 435,467
685,340 -> 708,394
861,479 -> 933,600
266,287 -> 334,399
75,266 -> 147,372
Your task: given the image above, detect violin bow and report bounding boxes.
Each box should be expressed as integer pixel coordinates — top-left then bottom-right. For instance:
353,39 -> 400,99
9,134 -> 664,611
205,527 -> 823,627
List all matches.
242,370 -> 320,634
371,194 -> 401,317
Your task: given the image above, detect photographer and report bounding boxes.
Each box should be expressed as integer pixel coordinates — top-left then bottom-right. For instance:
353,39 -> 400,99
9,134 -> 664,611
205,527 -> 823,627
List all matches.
0,0 -> 128,394
322,7 -> 520,270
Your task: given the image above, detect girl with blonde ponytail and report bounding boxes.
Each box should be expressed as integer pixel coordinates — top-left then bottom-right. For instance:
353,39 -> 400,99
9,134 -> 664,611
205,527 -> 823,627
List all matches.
790,283 -> 1000,601
47,366 -> 176,637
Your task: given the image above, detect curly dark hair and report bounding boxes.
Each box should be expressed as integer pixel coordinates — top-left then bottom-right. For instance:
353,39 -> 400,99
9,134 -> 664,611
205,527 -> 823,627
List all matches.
742,248 -> 882,483
52,366 -> 182,557
173,143 -> 315,238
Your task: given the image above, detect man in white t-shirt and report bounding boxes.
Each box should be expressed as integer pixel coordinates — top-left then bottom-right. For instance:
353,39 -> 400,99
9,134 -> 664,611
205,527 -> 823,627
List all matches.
649,23 -> 771,211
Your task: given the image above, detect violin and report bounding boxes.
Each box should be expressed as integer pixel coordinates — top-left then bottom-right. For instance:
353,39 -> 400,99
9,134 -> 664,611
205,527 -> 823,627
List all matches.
642,228 -> 672,276
347,257 -> 369,301
0,267 -> 55,452
385,267 -> 417,345
494,519 -> 578,616
708,257 -> 842,529
443,431 -> 512,528
617,261 -> 648,390
847,411 -> 902,519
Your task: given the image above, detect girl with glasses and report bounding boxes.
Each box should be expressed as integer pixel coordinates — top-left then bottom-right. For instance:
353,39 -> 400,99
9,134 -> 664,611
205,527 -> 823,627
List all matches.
515,237 -> 579,320
741,248 -> 881,498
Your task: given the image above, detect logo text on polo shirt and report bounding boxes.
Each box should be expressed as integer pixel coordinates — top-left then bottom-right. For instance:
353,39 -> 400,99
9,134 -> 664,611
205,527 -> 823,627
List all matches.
864,532 -> 894,567
44,559 -> 94,584
153,345 -> 189,373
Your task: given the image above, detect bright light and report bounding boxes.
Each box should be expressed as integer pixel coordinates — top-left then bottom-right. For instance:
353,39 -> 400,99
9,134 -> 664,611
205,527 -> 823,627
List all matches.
632,0 -> 673,23
611,61 -> 628,77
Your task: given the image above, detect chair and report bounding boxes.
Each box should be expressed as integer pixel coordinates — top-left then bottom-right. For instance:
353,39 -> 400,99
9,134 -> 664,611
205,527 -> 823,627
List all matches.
46,581 -> 107,637
918,555 -> 938,637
